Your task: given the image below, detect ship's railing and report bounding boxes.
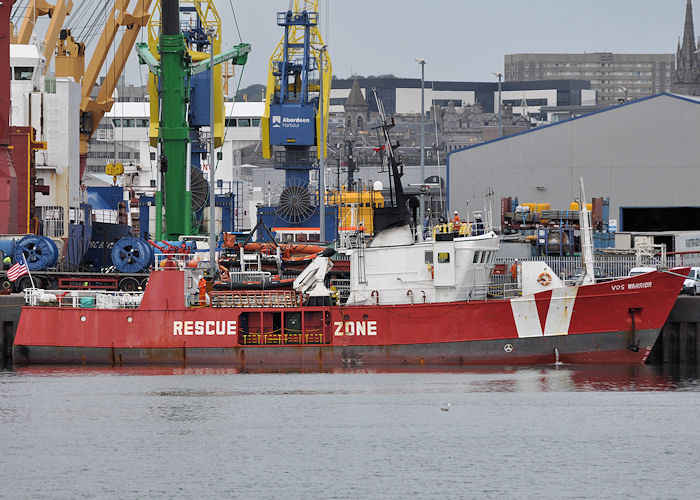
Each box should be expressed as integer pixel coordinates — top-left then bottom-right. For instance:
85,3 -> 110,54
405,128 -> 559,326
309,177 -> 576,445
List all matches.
210,290 -> 302,308
496,253 -> 700,281
227,271 -> 272,284
24,288 -> 144,309
153,253 -> 210,271
240,331 -> 326,345
36,206 -> 65,238
331,278 -> 350,304
487,280 -> 523,299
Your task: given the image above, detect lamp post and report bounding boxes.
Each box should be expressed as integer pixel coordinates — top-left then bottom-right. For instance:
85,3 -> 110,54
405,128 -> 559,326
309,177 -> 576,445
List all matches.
416,57 -> 426,241
492,71 -> 503,137
206,26 -> 216,276
319,45 -> 327,243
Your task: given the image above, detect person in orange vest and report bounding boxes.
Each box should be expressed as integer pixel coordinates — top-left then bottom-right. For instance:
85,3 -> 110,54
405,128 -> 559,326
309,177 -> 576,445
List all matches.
510,259 -> 518,282
452,211 -> 461,233
198,277 -> 207,304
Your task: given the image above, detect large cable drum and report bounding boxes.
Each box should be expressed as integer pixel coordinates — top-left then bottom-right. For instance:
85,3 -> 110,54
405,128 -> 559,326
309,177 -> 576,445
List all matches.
111,237 -> 154,273
14,235 -> 59,270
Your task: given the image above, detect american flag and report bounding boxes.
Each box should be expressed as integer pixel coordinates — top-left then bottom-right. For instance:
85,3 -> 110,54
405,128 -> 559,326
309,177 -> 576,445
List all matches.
7,257 -> 29,282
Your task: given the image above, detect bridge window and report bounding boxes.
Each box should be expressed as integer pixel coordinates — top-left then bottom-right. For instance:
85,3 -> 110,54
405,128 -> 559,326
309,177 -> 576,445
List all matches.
13,67 -> 34,80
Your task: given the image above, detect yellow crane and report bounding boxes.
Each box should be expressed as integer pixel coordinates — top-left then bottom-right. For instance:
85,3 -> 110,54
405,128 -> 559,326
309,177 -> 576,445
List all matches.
16,0 -> 74,75
52,0 -> 153,170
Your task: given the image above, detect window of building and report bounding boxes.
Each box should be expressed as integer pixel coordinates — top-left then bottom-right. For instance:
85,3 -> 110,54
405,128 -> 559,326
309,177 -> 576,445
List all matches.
13,66 -> 34,80
226,118 -> 237,127
238,118 -> 251,127
113,119 -> 122,127
252,118 -> 261,126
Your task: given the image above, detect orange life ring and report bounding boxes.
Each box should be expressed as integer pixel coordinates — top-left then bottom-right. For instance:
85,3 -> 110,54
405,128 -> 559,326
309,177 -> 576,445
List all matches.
537,272 -> 552,286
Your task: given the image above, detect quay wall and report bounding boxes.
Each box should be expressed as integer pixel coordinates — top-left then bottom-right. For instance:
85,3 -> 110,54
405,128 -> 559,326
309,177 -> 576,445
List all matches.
647,296 -> 700,365
0,295 -> 23,367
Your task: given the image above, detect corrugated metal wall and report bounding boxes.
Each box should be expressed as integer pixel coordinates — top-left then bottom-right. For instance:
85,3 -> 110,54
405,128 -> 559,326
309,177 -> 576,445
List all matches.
447,94 -> 700,223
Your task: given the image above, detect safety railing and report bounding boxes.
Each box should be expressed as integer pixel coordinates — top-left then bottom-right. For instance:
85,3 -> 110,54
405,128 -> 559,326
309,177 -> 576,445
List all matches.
154,253 -> 210,271
24,288 -> 144,309
240,331 -> 325,345
36,206 -> 65,238
210,290 -> 302,308
227,271 -> 272,284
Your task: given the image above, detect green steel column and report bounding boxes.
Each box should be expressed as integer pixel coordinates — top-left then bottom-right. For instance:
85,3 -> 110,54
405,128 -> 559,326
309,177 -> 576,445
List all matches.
158,33 -> 190,239
155,190 -> 163,240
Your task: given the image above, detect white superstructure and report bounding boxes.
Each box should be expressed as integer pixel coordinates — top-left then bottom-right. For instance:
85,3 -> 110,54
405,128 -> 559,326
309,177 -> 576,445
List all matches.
10,44 -> 81,239
344,225 -> 500,305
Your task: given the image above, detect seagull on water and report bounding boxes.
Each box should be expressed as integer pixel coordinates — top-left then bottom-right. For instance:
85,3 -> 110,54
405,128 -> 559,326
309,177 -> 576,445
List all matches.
440,402 -> 451,411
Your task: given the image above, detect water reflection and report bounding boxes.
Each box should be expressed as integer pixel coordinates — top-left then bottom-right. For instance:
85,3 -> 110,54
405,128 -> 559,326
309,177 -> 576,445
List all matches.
5,364 -> 699,392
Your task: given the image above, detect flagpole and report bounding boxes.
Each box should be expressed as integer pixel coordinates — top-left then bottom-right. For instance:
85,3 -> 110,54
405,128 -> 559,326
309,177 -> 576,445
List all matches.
24,258 -> 36,289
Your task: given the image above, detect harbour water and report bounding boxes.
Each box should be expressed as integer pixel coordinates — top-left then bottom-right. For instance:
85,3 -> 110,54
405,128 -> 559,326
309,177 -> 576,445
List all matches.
1,364 -> 699,499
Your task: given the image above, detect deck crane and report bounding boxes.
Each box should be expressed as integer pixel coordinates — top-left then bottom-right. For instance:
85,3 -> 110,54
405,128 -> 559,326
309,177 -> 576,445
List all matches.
259,0 -> 335,242
136,0 -> 250,239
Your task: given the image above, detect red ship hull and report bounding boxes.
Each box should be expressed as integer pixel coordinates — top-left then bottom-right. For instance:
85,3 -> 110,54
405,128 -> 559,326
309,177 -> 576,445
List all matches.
12,268 -> 687,367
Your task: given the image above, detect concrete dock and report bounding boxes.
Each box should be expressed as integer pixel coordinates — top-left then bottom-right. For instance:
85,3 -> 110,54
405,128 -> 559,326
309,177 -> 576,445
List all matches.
647,296 -> 700,365
0,294 -> 24,367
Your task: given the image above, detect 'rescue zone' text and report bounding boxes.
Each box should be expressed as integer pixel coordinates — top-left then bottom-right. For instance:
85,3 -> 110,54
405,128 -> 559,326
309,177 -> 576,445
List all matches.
173,320 -> 237,336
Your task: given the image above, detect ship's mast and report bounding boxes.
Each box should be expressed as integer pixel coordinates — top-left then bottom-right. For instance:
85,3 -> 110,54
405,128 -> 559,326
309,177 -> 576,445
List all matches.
579,177 -> 595,284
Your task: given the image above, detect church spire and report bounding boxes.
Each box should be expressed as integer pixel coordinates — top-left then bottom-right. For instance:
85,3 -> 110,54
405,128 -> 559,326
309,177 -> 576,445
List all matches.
672,0 -> 700,93
683,0 -> 697,54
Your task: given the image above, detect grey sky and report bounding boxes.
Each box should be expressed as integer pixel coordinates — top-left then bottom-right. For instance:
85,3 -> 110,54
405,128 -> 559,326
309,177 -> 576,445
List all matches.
40,0 -> 691,90
207,0 -> 690,90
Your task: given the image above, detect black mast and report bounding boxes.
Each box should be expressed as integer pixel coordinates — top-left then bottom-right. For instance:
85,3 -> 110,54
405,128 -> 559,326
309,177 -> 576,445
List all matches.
371,89 -> 410,233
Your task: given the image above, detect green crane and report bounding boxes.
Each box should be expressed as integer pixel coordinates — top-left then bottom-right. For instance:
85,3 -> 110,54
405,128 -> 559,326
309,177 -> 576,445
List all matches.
136,0 -> 250,239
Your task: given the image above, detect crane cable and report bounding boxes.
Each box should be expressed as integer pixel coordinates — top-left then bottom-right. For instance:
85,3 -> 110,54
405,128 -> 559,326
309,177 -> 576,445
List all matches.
10,0 -> 30,24
227,0 -> 242,44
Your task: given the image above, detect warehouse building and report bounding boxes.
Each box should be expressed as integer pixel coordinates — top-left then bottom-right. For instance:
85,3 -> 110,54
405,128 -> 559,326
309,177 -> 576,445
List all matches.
446,93 -> 700,232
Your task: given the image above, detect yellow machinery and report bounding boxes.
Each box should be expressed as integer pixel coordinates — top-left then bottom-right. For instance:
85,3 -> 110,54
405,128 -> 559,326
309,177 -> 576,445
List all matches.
145,0 -> 227,148
52,0 -> 153,162
329,188 -> 384,234
17,0 -> 73,75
